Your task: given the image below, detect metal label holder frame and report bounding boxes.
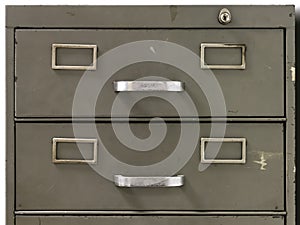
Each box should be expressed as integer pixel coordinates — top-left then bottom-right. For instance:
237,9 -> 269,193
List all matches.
52,137 -> 98,164
200,43 -> 246,70
51,43 -> 97,70
200,137 -> 247,164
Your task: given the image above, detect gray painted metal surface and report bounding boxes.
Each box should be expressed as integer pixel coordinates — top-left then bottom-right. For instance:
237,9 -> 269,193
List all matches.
15,29 -> 284,117
16,123 -> 284,211
6,5 -> 295,225
6,27 -> 15,225
6,6 -> 294,28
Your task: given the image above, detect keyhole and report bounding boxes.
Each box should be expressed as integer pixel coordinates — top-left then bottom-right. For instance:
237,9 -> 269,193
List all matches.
218,8 -> 231,25
222,13 -> 229,22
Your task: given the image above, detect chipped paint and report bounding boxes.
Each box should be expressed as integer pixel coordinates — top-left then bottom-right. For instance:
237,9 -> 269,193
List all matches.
266,65 -> 272,70
150,46 -> 156,54
253,153 -> 267,170
290,66 -> 295,82
228,109 -> 238,113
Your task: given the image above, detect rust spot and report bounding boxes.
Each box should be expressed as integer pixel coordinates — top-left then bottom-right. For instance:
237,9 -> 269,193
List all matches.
66,11 -> 75,16
169,6 -> 178,22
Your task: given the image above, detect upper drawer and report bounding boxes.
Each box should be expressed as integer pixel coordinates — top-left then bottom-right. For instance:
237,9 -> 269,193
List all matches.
15,29 -> 284,118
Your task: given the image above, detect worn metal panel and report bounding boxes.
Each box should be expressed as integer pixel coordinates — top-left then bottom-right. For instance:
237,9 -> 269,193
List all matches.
6,28 -> 15,225
286,10 -> 296,225
6,5 -> 294,28
15,29 -> 284,117
15,215 -> 284,225
16,122 -> 284,211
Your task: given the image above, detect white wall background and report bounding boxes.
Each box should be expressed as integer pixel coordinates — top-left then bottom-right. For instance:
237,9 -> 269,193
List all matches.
0,0 -> 298,223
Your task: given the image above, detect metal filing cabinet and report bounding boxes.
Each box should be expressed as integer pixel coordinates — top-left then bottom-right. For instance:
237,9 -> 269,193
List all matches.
6,5 -> 295,225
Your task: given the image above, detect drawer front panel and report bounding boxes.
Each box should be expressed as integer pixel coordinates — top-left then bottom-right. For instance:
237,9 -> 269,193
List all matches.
15,29 -> 284,117
16,216 -> 284,225
16,122 -> 284,211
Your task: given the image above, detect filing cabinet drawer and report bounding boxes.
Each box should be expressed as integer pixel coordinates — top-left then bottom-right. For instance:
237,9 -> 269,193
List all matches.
16,216 -> 284,225
16,122 -> 284,211
15,29 -> 284,117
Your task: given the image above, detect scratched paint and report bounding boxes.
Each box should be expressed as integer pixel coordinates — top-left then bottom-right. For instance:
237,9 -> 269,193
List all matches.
150,46 -> 156,54
253,153 -> 268,170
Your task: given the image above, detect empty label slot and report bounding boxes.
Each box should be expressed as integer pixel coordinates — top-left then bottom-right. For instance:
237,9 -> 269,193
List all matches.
56,48 -> 94,66
204,47 -> 242,66
204,141 -> 242,160
56,142 -> 94,160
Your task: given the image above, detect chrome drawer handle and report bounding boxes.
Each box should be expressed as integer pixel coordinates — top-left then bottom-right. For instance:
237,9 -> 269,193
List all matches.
113,81 -> 184,92
114,175 -> 184,187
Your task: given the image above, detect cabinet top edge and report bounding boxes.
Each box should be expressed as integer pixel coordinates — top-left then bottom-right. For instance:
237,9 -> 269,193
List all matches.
6,5 -> 295,28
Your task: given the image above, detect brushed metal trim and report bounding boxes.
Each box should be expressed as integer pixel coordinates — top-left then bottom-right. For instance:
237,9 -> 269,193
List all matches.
114,81 -> 184,92
52,43 -> 97,70
201,138 -> 247,164
15,210 -> 287,216
52,137 -> 97,164
200,43 -> 246,70
14,117 -> 287,122
114,175 -> 184,187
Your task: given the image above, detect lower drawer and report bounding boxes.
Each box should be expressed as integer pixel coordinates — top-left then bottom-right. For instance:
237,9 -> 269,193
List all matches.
16,122 -> 284,211
16,216 -> 284,225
